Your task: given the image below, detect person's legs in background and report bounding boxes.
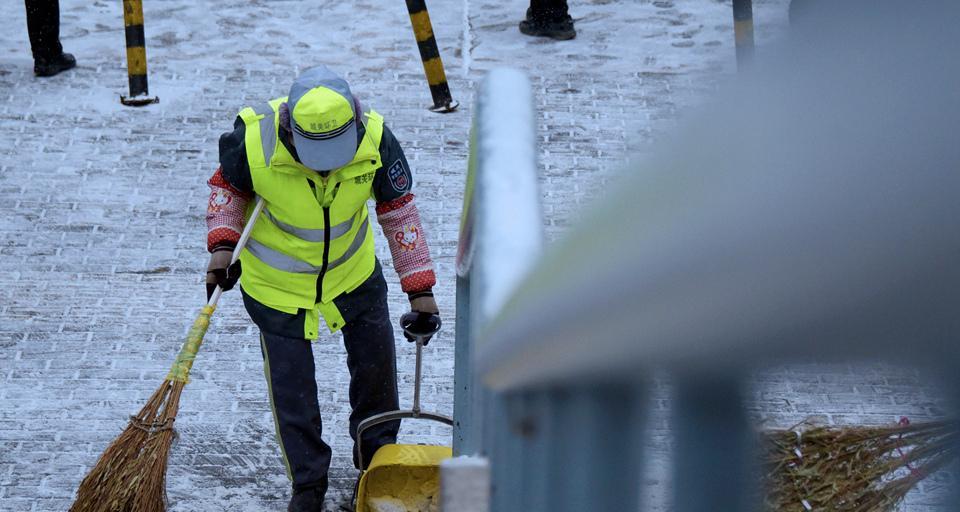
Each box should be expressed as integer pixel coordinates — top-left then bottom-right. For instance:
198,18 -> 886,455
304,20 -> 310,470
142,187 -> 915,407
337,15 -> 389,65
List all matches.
520,0 -> 576,40
24,0 -> 75,76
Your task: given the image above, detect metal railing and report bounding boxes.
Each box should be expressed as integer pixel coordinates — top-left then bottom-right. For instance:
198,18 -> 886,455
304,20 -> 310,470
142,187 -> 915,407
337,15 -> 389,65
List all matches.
453,68 -> 544,459
453,67 -> 644,511
451,2 -> 960,509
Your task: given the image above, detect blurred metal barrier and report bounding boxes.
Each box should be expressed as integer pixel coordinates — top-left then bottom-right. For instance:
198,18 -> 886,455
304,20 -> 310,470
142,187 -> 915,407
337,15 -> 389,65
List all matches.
451,68 -> 642,511
453,68 -> 543,459
450,2 -> 960,510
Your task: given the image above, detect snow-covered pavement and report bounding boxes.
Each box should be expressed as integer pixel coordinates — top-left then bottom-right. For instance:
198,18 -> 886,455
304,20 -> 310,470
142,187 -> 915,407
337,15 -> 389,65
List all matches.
0,0 -> 951,510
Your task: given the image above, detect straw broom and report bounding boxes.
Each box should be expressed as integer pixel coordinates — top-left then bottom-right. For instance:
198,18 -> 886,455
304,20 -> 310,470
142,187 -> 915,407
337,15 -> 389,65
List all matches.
71,198 -> 265,512
764,418 -> 958,511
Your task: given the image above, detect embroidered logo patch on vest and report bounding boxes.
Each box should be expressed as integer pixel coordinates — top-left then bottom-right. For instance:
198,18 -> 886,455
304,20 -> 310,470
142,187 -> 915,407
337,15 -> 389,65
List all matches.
387,159 -> 409,192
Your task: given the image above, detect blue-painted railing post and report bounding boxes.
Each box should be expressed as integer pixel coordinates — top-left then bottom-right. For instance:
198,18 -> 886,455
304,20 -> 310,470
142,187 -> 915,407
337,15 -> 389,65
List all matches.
673,375 -> 758,512
487,384 -> 643,512
487,391 -> 521,510
453,273 -> 472,455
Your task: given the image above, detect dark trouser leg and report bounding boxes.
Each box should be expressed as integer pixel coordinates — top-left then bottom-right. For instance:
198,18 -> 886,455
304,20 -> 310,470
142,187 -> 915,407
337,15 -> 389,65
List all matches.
341,281 -> 400,469
260,331 -> 331,494
24,0 -> 62,60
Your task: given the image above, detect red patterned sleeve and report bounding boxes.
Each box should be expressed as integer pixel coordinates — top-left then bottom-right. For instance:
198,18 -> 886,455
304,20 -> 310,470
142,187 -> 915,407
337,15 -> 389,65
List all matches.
376,193 -> 436,294
206,166 -> 251,253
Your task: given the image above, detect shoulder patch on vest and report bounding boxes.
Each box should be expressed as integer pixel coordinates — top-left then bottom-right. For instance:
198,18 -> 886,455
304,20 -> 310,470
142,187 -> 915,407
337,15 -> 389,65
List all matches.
387,159 -> 410,193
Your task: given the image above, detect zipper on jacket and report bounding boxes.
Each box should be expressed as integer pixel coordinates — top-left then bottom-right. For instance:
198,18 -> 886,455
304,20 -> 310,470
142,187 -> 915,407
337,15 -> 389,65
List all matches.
315,207 -> 331,303
313,181 -> 340,304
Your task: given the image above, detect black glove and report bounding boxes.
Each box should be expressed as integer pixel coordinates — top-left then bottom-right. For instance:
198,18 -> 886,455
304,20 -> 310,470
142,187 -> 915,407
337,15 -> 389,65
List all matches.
205,247 -> 242,300
400,311 -> 441,345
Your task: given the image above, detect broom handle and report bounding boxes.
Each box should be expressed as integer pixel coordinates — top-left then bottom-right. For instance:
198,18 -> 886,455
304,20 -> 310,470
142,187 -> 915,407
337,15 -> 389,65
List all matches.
206,196 -> 266,308
167,196 -> 265,384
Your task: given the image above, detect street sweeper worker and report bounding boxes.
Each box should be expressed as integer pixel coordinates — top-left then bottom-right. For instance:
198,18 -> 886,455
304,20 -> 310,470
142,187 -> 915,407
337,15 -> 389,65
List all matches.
202,65 -> 439,512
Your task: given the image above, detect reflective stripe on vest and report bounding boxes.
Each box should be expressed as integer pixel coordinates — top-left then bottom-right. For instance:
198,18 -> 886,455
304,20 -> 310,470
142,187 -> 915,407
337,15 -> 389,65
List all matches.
262,205 -> 354,243
245,216 -> 370,274
251,102 -> 278,164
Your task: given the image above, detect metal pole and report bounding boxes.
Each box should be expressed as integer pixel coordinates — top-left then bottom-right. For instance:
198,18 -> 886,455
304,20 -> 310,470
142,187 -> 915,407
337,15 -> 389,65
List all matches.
404,0 -> 458,113
120,0 -> 158,106
733,0 -> 755,69
413,338 -> 423,415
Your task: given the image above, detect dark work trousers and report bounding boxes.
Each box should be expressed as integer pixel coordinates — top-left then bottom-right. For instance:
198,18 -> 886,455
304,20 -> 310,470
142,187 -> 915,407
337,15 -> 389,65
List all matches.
243,260 -> 401,492
24,0 -> 63,60
528,0 -> 570,21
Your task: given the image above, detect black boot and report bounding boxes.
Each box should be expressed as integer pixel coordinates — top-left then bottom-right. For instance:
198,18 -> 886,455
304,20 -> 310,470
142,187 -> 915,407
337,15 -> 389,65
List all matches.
288,484 -> 325,512
519,9 -> 576,40
34,52 -> 76,77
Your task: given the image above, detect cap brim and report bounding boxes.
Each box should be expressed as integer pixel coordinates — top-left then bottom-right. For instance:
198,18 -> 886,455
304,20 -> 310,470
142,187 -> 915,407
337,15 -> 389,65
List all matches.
293,121 -> 358,171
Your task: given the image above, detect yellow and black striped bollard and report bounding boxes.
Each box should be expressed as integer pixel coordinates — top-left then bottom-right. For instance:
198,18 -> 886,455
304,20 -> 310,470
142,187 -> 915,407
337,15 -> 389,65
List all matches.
733,0 -> 755,69
405,0 -> 458,113
120,0 -> 158,106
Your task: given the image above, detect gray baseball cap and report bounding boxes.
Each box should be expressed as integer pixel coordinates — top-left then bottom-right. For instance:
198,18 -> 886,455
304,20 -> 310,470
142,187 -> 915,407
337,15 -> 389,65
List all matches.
288,66 -> 357,171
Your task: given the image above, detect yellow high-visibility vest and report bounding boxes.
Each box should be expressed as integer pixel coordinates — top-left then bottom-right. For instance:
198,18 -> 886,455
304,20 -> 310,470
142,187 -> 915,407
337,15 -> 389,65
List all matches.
236,97 -> 385,338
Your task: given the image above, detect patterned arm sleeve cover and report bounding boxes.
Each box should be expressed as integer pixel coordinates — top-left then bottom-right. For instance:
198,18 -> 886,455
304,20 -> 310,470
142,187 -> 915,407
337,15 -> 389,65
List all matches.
375,193 -> 437,296
206,166 -> 250,253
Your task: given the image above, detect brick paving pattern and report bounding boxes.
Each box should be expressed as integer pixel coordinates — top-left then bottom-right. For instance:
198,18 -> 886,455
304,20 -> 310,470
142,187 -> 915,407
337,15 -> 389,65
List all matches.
0,0 -> 951,510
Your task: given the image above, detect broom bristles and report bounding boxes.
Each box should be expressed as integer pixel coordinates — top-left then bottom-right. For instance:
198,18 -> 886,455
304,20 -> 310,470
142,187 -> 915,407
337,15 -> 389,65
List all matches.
70,380 -> 185,512
71,304 -> 215,511
70,383 -> 166,511
131,382 -> 183,512
764,419 -> 958,512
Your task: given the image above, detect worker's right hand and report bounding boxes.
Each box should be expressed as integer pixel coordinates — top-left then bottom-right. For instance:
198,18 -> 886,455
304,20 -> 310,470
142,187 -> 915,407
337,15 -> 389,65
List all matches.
206,246 -> 241,300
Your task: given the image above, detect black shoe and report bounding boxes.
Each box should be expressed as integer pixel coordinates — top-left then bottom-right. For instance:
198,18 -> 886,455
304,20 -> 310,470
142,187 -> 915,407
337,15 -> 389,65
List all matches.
288,486 -> 325,512
34,53 -> 76,77
519,15 -> 576,40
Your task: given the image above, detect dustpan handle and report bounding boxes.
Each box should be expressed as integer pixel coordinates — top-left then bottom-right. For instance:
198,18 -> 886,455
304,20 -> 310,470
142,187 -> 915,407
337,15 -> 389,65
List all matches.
206,196 -> 265,308
356,410 -> 453,471
356,328 -> 450,471
412,337 -> 423,414
399,314 -> 442,414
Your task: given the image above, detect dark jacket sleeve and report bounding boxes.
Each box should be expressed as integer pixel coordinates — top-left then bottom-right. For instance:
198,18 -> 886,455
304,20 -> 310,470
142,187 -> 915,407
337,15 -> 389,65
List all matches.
218,116 -> 254,194
372,125 -> 414,203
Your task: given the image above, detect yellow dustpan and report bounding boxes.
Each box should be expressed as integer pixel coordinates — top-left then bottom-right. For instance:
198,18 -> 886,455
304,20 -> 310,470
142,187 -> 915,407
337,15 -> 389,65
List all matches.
354,313 -> 452,512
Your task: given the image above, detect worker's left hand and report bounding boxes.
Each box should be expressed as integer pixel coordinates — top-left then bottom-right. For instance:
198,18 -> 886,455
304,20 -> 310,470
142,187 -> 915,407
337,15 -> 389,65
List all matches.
409,295 -> 439,315
404,295 -> 440,345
